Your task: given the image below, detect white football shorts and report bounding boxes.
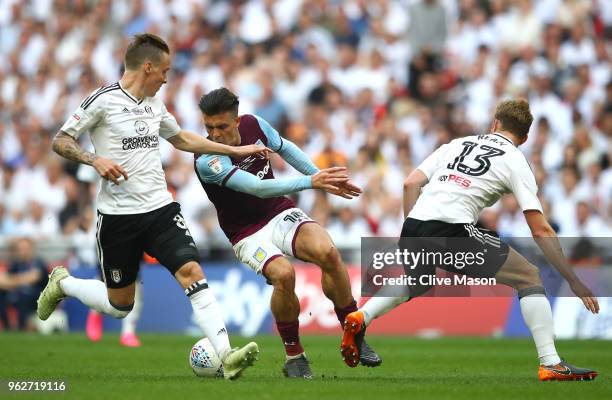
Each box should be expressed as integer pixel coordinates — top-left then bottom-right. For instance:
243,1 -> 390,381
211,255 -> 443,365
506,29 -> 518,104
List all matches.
232,208 -> 315,274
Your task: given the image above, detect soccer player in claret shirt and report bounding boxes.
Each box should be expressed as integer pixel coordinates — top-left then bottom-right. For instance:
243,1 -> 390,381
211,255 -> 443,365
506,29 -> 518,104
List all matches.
194,88 -> 382,378
36,33 -> 268,380
341,99 -> 599,381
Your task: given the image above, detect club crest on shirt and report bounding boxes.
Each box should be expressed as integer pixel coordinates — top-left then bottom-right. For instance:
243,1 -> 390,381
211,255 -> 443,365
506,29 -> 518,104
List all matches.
238,156 -> 256,169
238,139 -> 267,169
208,157 -> 223,174
110,269 -> 122,283
254,139 -> 267,159
253,247 -> 267,263
134,120 -> 149,136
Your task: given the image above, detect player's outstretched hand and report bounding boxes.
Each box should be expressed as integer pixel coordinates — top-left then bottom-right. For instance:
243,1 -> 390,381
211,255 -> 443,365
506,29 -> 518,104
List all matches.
337,180 -> 362,198
233,144 -> 273,159
312,167 -> 360,199
92,157 -> 128,185
570,280 -> 600,314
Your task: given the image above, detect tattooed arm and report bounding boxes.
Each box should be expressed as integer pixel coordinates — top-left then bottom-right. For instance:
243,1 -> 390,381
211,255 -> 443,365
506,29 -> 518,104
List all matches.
52,131 -> 128,184
52,131 -> 98,165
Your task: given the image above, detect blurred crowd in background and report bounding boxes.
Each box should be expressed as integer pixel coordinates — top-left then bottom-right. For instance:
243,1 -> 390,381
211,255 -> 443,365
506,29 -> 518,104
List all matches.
0,0 -> 610,261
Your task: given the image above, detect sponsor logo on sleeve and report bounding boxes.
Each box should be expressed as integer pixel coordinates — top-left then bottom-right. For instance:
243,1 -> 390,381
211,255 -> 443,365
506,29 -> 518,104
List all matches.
72,113 -> 81,121
207,157 -> 223,174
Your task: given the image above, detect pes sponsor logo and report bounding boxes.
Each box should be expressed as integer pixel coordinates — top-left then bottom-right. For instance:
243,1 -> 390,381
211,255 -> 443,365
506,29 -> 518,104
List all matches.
439,174 -> 471,187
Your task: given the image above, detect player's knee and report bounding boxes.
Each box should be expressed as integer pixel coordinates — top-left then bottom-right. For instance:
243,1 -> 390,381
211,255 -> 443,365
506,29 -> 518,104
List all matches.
108,301 -> 133,319
175,262 -> 204,286
513,265 -> 542,290
315,244 -> 342,269
267,266 -> 295,292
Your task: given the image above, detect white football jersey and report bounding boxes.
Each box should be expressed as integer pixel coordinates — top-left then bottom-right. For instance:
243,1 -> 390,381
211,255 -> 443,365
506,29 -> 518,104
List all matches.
60,82 -> 181,215
409,133 -> 543,224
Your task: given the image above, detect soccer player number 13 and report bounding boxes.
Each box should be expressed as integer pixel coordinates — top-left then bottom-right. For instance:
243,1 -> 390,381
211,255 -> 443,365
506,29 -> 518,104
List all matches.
447,141 -> 506,176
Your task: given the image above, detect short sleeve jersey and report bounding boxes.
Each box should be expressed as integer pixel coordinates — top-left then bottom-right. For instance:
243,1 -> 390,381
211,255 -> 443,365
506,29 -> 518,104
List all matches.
409,133 -> 543,224
60,82 -> 181,215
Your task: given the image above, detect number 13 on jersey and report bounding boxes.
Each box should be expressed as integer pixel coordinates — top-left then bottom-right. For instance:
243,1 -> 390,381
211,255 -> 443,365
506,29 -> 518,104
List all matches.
447,141 -> 506,177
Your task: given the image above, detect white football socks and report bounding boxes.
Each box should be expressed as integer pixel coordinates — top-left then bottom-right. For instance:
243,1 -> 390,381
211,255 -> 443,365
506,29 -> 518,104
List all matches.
520,294 -> 561,366
361,287 -> 562,366
361,296 -> 411,326
60,276 -> 130,318
186,279 -> 231,361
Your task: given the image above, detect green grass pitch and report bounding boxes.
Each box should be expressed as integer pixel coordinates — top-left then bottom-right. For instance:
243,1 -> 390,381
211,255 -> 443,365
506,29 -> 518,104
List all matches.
1,333 -> 610,400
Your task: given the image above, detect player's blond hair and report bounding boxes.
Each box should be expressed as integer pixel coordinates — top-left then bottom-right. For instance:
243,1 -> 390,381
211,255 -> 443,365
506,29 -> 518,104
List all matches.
494,99 -> 533,138
124,33 -> 170,70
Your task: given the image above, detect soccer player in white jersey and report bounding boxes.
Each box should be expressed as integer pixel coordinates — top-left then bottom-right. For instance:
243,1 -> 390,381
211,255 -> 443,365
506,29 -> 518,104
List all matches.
341,99 -> 600,381
36,33 -> 266,380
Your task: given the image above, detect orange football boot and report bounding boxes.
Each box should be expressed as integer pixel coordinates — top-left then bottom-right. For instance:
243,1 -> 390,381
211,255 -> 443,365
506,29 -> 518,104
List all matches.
340,311 -> 365,368
539,360 -> 598,381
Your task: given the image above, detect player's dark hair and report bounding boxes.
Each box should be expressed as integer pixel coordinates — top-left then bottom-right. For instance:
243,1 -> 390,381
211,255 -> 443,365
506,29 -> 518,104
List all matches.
494,99 -> 533,138
124,33 -> 170,70
198,88 -> 240,116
